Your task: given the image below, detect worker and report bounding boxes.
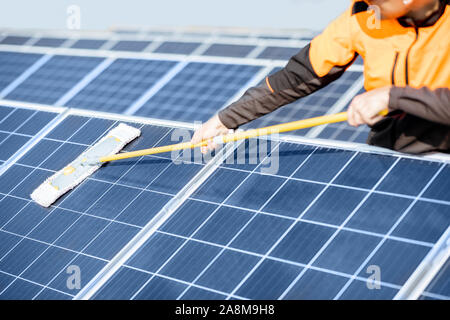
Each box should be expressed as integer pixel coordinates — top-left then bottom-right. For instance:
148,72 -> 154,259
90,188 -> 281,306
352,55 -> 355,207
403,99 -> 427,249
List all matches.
192,0 -> 449,154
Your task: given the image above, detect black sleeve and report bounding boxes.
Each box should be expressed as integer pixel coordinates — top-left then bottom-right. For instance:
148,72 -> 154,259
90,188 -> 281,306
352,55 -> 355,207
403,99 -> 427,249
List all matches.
218,44 -> 356,129
389,86 -> 450,126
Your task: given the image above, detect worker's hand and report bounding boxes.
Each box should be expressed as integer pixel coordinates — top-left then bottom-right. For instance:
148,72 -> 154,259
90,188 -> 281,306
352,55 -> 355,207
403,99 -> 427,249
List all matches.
347,86 -> 391,127
191,114 -> 230,154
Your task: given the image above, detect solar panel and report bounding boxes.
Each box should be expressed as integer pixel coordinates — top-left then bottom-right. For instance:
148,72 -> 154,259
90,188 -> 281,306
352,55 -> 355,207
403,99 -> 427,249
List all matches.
134,62 -> 262,122
246,70 -> 363,136
0,36 -> 31,45
202,44 -> 256,58
91,139 -> 450,300
70,39 -> 107,50
0,51 -> 42,92
65,59 -> 177,113
110,41 -> 152,52
0,105 -> 58,166
256,46 -> 300,60
0,114 -> 206,299
5,55 -> 104,105
153,41 -> 202,55
32,38 -> 67,48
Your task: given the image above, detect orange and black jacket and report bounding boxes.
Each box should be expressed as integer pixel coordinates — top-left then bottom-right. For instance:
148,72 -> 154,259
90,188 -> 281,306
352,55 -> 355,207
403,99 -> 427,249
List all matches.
218,0 -> 450,154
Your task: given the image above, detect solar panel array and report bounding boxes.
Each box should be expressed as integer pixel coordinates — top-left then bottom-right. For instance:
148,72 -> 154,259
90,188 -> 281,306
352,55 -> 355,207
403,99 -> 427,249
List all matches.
0,29 -> 448,300
0,105 -> 58,168
0,29 -> 367,143
0,106 -> 448,300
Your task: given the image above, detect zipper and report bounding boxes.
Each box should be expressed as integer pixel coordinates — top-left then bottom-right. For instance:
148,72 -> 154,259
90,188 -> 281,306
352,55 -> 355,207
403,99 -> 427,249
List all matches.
405,27 -> 419,85
391,52 -> 399,85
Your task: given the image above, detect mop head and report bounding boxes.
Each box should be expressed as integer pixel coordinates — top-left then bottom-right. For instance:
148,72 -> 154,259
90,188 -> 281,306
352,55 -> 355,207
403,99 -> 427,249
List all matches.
31,123 -> 141,207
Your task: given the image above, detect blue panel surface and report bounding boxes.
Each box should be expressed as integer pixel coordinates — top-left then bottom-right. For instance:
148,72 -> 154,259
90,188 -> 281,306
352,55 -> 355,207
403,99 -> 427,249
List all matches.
32,37 -> 67,47
0,36 -> 31,45
110,40 -> 151,52
5,55 -> 103,104
0,115 -> 205,299
70,39 -> 107,49
135,62 -> 261,122
103,139 -> 449,300
256,46 -> 299,60
0,106 -> 57,163
0,51 -> 42,91
66,58 -> 177,113
202,44 -> 256,58
153,41 -> 201,55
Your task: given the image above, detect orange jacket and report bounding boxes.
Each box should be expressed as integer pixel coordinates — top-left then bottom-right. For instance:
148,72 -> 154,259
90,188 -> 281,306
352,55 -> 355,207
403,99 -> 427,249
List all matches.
219,0 -> 450,153
310,0 -> 450,90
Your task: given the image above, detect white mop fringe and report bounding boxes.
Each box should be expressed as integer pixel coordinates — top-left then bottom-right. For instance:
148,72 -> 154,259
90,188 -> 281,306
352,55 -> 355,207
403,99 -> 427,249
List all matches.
31,123 -> 141,208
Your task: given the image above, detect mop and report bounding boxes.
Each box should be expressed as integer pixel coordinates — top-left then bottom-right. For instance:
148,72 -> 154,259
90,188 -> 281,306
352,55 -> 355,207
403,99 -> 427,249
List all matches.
31,123 -> 141,207
31,110 -> 388,207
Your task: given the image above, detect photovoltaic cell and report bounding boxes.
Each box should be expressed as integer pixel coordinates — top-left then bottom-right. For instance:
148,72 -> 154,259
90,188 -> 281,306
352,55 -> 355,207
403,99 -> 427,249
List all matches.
32,37 -> 67,48
246,70 -> 363,137
256,46 -> 300,60
153,41 -> 201,55
70,39 -> 107,50
0,36 -> 31,45
5,55 -> 104,105
0,51 -> 42,92
66,58 -> 177,113
0,114 -> 206,299
135,62 -> 261,122
0,105 -> 57,165
110,40 -> 151,52
94,139 -> 450,300
202,44 -> 256,58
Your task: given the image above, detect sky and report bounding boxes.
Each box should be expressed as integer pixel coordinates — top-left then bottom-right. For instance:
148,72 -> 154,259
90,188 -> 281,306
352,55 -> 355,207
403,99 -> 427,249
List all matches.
0,0 -> 349,32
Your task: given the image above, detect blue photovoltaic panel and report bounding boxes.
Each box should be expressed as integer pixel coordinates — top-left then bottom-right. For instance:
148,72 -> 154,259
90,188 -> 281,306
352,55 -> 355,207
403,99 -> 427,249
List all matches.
0,36 -> 31,45
246,70 -> 363,136
32,37 -> 67,48
0,51 -> 42,92
0,115 -> 205,299
0,105 -> 57,164
135,62 -> 261,122
110,40 -> 151,52
70,39 -> 107,50
256,46 -> 300,60
153,41 -> 201,55
5,55 -> 104,105
94,139 -> 450,300
202,44 -> 256,58
66,58 -> 177,113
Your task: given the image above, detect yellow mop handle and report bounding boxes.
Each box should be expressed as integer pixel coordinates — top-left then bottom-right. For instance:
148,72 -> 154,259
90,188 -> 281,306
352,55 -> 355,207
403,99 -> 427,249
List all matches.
99,109 -> 388,163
